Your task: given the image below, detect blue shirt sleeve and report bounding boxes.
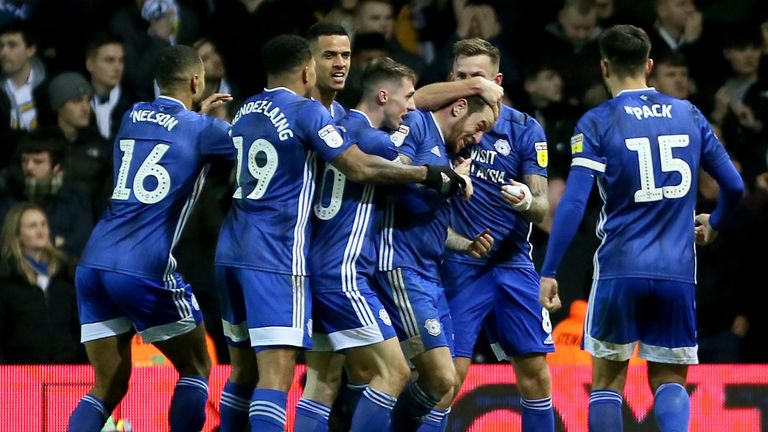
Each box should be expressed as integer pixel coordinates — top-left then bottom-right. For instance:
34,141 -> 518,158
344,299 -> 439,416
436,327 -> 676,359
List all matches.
569,112 -> 607,177
297,101 -> 355,162
692,105 -> 731,172
358,128 -> 399,161
519,117 -> 549,177
393,111 -> 423,161
198,116 -> 235,162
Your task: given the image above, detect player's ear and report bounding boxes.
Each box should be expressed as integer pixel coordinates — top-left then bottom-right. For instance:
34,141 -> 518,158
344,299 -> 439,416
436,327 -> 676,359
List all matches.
377,89 -> 388,105
495,72 -> 503,86
600,59 -> 610,80
447,71 -> 455,81
452,98 -> 468,117
645,58 -> 654,77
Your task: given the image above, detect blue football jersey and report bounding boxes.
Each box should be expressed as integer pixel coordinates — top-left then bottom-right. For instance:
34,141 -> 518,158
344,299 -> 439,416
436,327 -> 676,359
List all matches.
215,87 -> 353,275
571,88 -> 731,283
444,105 -> 548,268
378,110 -> 452,282
310,109 -> 398,289
330,100 -> 347,122
80,96 -> 233,279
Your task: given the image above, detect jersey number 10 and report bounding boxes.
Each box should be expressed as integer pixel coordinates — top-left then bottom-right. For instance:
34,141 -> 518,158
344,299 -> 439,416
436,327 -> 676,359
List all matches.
625,134 -> 692,203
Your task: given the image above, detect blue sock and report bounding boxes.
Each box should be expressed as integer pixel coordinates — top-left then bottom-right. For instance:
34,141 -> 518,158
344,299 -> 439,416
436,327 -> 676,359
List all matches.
220,380 -> 254,432
343,382 -> 368,413
67,394 -> 108,432
249,388 -> 287,432
654,383 -> 690,432
392,381 -> 439,432
350,386 -> 396,431
521,397 -> 555,432
169,375 -> 209,432
589,389 -> 623,432
294,398 -> 331,432
417,408 -> 450,432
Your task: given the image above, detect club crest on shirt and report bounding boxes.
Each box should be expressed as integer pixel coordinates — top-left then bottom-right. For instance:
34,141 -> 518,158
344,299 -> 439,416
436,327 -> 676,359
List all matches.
318,124 -> 343,148
494,139 -> 510,156
570,133 -> 584,154
535,142 -> 548,167
424,318 -> 441,336
390,125 -> 410,147
379,308 -> 392,326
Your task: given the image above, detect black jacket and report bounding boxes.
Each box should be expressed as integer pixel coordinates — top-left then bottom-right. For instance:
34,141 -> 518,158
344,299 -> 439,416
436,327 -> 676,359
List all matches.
0,259 -> 86,364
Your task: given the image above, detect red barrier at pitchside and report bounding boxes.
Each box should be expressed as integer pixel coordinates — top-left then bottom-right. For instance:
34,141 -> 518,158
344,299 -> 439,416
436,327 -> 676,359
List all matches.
2,365 -> 767,431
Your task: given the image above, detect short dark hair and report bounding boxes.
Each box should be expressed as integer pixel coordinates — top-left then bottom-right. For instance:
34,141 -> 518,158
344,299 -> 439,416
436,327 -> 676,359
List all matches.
522,61 -> 559,83
18,133 -> 66,167
154,45 -> 202,90
465,94 -> 492,115
262,34 -> 312,77
453,38 -> 501,67
361,57 -> 415,94
599,25 -> 651,77
306,22 -> 349,44
0,20 -> 37,47
85,33 -> 124,59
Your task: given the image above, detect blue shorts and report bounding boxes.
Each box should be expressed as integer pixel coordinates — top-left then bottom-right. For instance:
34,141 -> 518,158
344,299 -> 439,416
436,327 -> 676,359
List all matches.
373,268 -> 453,360
311,277 -> 397,352
441,262 -> 554,360
585,278 -> 698,364
217,266 -> 312,350
76,266 -> 202,344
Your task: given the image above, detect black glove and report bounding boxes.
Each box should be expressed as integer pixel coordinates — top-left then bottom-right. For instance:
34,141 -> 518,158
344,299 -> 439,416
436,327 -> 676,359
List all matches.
424,164 -> 467,196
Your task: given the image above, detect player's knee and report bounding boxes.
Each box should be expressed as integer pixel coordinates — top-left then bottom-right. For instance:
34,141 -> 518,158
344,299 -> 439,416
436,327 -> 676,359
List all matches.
380,357 -> 411,393
423,369 -> 457,401
518,366 -> 552,399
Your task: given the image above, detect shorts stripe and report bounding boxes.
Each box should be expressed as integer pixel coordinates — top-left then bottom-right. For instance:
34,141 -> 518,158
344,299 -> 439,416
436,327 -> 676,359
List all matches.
388,269 -> 419,338
292,275 -> 305,330
341,184 -> 376,327
378,201 -> 394,271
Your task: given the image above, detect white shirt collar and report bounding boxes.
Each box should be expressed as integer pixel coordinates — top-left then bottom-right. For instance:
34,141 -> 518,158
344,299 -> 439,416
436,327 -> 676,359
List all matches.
616,87 -> 656,96
350,109 -> 374,127
157,95 -> 187,110
429,111 -> 446,146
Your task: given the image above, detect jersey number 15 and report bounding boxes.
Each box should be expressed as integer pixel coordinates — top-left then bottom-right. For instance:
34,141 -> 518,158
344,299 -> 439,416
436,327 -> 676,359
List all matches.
625,134 -> 691,203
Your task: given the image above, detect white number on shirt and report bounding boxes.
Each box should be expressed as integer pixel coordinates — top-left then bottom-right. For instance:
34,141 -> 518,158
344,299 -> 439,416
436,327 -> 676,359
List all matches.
232,136 -> 279,200
314,164 -> 346,220
112,139 -> 171,204
625,134 -> 691,203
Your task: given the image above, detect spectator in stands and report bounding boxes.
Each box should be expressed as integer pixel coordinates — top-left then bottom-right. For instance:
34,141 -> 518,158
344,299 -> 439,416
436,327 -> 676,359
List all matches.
323,0 -> 358,35
0,0 -> 36,26
193,37 -> 234,120
45,72 -> 111,216
0,133 -> 93,258
517,62 -> 578,180
0,202 -> 85,364
0,20 -> 44,131
649,51 -> 689,99
353,0 -> 423,76
711,28 -> 765,186
85,33 -> 136,142
531,0 -> 603,109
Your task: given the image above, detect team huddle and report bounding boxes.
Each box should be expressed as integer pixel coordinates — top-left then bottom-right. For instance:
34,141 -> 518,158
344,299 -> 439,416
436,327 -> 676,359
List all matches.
66,22 -> 743,432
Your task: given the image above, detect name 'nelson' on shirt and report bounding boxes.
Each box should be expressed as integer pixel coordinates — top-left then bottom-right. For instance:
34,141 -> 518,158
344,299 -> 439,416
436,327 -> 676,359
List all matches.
623,103 -> 672,120
232,100 -> 294,141
130,109 -> 179,131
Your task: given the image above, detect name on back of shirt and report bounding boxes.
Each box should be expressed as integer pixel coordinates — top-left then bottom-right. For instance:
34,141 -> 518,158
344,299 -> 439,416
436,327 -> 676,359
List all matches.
232,100 -> 294,141
623,103 -> 672,120
130,109 -> 179,131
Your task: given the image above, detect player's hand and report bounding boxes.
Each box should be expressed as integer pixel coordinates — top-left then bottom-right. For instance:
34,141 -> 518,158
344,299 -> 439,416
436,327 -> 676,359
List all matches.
467,228 -> 493,258
452,158 -> 474,200
540,277 -> 562,313
474,77 -> 504,118
199,93 -> 233,115
501,178 -> 532,211
425,164 -> 467,196
694,213 -> 718,245
683,10 -> 703,43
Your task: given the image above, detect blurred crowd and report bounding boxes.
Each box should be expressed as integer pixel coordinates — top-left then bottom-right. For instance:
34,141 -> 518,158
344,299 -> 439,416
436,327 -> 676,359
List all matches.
0,0 -> 767,366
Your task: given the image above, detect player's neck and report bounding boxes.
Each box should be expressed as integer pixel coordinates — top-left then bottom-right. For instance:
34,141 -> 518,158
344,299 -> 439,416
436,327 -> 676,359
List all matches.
311,86 -> 337,110
607,77 -> 649,97
161,91 -> 193,111
432,108 -> 452,139
355,100 -> 384,128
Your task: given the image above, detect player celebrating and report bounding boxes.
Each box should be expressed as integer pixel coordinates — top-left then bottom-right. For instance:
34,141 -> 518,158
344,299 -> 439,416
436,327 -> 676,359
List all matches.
67,45 -> 234,432
307,22 -> 350,121
539,25 -> 744,432
415,38 -> 556,431
375,92 -> 497,431
214,35 -> 467,432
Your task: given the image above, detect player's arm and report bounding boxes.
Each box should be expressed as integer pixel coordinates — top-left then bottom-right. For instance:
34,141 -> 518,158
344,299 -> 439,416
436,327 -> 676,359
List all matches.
332,145 -> 465,195
414,76 -> 503,113
502,174 -> 549,223
445,227 -> 494,258
539,169 -> 596,313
